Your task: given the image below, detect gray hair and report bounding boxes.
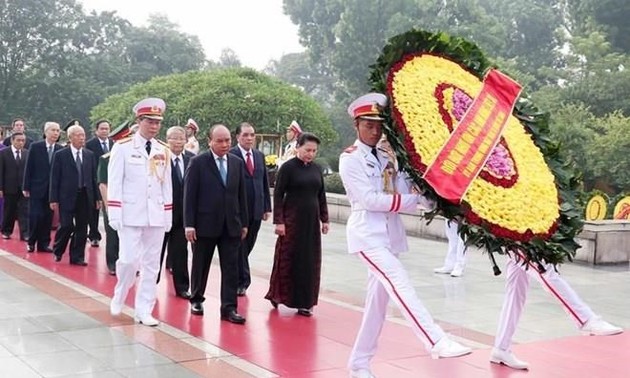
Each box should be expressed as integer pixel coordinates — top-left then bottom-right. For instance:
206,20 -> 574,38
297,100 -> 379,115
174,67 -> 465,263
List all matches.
166,126 -> 186,139
43,122 -> 60,133
66,125 -> 85,138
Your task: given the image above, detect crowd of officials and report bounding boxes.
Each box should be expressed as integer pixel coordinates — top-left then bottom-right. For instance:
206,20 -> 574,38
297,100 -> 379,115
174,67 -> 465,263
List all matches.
1,92 -> 624,378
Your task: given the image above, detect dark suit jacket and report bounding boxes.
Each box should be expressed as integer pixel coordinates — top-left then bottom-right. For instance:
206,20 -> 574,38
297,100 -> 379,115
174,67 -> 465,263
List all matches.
49,147 -> 99,212
184,151 -> 248,238
0,147 -> 28,194
22,140 -> 63,199
171,150 -> 194,228
85,137 -> 113,163
229,146 -> 271,221
3,136 -> 34,149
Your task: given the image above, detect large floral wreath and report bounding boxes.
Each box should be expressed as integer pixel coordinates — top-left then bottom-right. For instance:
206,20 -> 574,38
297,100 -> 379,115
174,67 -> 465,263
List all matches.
369,30 -> 583,269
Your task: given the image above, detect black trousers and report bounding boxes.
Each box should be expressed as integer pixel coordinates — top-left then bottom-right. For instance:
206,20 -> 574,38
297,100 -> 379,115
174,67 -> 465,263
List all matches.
2,192 -> 28,239
158,226 -> 190,293
237,218 -> 262,290
88,207 -> 102,242
27,196 -> 53,249
190,232 -> 239,315
102,210 -> 119,271
53,190 -> 90,263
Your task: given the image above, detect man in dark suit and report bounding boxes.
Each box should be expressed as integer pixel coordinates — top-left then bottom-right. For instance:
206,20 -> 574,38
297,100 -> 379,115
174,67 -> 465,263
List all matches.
84,119 -> 113,247
49,124 -> 100,266
158,126 -> 193,298
0,133 -> 29,240
3,118 -> 34,149
230,122 -> 271,296
22,122 -> 62,253
184,124 -> 248,324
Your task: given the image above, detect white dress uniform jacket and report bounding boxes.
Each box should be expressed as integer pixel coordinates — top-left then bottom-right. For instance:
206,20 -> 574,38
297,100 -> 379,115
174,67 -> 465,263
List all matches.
339,140 -> 418,254
107,133 -> 173,230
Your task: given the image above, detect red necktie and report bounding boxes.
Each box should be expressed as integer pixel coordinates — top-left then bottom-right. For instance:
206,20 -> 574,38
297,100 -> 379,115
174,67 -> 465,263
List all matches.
246,152 -> 254,176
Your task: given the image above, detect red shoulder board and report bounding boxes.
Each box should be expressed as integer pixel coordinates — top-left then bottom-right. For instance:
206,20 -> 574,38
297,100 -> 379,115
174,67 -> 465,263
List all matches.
343,145 -> 358,153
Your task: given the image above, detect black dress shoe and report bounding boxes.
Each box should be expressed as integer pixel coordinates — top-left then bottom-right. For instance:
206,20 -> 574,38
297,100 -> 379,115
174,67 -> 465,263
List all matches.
70,260 -> 88,266
27,244 -> 35,253
108,269 -> 116,276
53,254 -> 62,262
297,308 -> 313,317
90,240 -> 99,247
269,299 -> 279,309
236,287 -> 246,297
1,234 -> 10,240
221,310 -> 246,324
176,291 -> 191,299
191,302 -> 204,315
37,247 -> 53,253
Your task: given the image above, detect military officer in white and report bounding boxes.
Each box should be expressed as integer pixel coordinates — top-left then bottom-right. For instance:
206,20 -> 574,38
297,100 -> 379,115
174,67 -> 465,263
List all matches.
491,249 -> 623,369
339,93 -> 471,378
108,97 -> 173,326
276,120 -> 301,168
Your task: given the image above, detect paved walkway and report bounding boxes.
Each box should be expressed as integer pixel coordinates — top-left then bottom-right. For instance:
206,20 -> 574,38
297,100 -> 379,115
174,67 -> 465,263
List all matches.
0,219 -> 628,377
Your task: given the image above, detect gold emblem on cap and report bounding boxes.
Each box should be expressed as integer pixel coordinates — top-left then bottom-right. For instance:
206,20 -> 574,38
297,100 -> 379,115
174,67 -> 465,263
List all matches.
150,105 -> 161,113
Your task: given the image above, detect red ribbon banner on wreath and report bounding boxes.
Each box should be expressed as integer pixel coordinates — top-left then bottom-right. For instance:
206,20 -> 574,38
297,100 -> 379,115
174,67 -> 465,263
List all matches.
423,69 -> 522,203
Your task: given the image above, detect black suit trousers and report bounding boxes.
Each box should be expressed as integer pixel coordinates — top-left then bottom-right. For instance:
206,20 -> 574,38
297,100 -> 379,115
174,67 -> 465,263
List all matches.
2,192 -> 28,239
159,227 -> 190,293
27,197 -> 52,249
102,210 -> 119,271
237,219 -> 262,289
53,190 -> 90,263
190,232 -> 240,315
88,207 -> 102,241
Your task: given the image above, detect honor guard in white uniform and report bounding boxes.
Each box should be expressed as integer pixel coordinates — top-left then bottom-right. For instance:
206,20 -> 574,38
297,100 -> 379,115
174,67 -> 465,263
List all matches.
434,220 -> 468,277
276,120 -> 301,168
184,118 -> 200,155
491,249 -> 623,369
108,97 -> 173,326
340,93 -> 471,378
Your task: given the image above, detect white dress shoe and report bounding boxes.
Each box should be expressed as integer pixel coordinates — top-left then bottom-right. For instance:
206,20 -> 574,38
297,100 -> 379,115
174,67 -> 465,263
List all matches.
450,265 -> 464,277
430,336 -> 472,359
134,315 -> 160,327
580,317 -> 623,336
110,299 -> 122,316
349,369 -> 375,378
433,266 -> 453,274
490,347 -> 529,370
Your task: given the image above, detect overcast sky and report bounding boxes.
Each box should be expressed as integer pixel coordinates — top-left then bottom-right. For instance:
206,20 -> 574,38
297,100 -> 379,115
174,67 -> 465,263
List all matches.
78,0 -> 305,70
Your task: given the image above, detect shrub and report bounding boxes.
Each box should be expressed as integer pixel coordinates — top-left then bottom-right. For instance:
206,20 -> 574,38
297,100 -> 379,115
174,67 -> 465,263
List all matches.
324,172 -> 346,194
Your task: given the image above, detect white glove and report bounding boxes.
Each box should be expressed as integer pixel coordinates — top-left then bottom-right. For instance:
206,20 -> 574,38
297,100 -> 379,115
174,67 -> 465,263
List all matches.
109,220 -> 122,231
418,195 -> 437,211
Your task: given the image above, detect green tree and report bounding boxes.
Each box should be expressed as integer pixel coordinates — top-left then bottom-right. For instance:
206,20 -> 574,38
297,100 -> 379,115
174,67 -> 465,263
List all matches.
90,68 -> 336,145
0,3 -> 206,130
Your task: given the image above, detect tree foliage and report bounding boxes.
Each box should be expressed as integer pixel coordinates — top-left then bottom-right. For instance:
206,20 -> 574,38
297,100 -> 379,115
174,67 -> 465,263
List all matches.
280,0 -> 630,191
0,1 -> 206,130
90,68 -> 336,145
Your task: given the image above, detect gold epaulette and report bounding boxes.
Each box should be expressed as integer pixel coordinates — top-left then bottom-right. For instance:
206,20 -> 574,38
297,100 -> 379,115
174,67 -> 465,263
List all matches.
116,136 -> 132,144
157,139 -> 169,147
343,145 -> 358,154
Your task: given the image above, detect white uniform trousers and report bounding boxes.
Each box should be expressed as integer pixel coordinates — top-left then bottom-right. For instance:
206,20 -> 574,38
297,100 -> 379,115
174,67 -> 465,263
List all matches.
113,226 -> 165,318
494,252 -> 596,350
442,221 -> 467,269
348,247 -> 446,370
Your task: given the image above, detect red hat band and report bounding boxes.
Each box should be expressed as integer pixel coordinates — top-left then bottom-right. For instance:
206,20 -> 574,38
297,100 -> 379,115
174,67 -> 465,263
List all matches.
353,103 -> 383,119
136,105 -> 163,117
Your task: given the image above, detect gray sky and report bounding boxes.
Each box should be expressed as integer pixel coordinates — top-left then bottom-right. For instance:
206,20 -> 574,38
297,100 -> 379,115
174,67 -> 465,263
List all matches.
78,0 -> 304,70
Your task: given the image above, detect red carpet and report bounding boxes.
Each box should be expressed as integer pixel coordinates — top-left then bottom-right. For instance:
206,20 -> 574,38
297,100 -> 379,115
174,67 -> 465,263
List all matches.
2,235 -> 627,377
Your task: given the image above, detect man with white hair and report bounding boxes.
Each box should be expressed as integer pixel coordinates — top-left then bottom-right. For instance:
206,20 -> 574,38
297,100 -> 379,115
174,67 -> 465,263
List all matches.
49,123 -> 100,266
22,122 -> 62,253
